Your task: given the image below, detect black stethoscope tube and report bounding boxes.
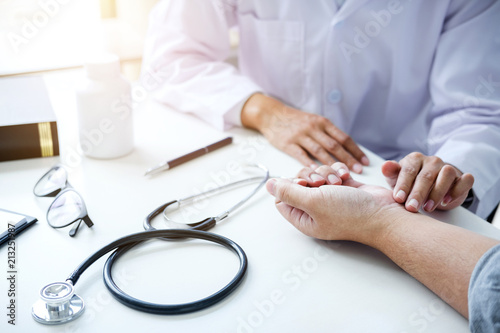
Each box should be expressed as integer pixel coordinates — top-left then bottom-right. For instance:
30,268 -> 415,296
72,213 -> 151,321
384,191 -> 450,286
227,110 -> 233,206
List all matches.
65,229 -> 247,315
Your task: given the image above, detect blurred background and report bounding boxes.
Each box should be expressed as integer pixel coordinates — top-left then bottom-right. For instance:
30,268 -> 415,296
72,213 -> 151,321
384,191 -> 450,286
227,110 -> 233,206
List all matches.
0,0 -> 239,81
0,0 -> 154,81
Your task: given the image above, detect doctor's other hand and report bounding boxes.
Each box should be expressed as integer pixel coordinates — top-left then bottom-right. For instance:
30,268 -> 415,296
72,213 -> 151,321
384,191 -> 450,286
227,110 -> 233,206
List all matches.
381,153 -> 474,213
241,93 -> 369,174
265,173 -> 400,243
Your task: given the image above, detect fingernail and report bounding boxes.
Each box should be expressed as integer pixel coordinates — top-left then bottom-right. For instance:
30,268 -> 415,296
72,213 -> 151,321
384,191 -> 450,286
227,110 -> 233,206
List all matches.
361,156 -> 370,166
441,194 -> 452,206
310,163 -> 319,169
266,178 -> 277,195
338,168 -> 348,177
352,163 -> 363,174
328,174 -> 341,185
395,190 -> 406,201
310,174 -> 324,182
408,198 -> 419,210
424,200 -> 435,212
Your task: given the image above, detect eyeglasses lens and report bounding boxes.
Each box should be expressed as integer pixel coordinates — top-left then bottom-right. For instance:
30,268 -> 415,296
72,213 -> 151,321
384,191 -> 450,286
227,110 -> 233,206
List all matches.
34,167 -> 68,196
47,191 -> 85,227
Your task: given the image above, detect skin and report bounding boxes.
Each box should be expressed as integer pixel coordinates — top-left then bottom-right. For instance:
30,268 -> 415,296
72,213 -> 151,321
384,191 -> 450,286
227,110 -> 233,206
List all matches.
241,93 -> 474,213
382,154 -> 474,213
241,93 -> 369,173
266,163 -> 499,318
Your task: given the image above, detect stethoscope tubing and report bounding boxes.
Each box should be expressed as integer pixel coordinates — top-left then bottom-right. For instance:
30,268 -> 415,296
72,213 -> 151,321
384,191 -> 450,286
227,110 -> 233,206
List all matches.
34,164 -> 275,323
65,229 -> 248,315
144,164 -> 270,233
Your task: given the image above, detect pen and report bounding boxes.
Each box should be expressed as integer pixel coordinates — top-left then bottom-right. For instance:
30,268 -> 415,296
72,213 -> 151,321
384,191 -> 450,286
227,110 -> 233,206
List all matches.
145,136 -> 233,176
0,217 -> 37,247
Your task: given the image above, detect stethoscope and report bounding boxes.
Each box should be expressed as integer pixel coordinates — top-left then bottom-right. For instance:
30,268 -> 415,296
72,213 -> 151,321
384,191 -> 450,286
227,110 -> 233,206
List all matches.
32,164 -> 269,325
144,164 -> 269,233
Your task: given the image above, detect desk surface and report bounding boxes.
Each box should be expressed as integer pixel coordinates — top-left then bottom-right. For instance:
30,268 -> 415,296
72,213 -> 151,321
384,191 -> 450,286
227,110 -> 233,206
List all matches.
1,70 -> 499,333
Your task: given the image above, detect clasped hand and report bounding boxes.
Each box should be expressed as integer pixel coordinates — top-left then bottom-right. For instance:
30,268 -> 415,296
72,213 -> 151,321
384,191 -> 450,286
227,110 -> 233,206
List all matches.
266,163 -> 401,245
382,153 -> 474,213
242,94 -> 474,213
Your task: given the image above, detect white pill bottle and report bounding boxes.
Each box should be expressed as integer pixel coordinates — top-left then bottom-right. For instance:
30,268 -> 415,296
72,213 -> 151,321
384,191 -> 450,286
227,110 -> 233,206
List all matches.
75,54 -> 134,159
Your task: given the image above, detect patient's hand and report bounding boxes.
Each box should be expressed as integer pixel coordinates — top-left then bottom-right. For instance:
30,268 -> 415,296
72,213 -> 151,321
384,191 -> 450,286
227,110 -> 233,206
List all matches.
266,162 -> 402,245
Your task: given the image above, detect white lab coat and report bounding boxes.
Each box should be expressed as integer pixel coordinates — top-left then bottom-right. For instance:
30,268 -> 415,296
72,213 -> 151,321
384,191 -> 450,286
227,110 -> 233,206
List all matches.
143,0 -> 500,219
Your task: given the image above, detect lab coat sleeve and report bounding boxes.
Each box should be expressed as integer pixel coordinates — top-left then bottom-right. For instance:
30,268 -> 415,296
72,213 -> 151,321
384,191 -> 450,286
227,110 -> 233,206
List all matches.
141,0 -> 262,130
427,1 -> 500,219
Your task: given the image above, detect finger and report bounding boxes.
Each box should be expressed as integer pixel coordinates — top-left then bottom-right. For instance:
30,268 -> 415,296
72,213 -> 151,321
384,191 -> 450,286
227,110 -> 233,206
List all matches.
266,178 -> 311,211
406,158 -> 444,212
268,179 -> 319,236
330,162 -> 365,188
437,173 -> 474,209
296,167 -> 314,179
312,132 -> 363,174
314,165 -> 342,185
284,143 -> 317,169
330,162 -> 351,181
296,167 -> 326,187
298,136 -> 337,166
447,173 -> 474,202
275,200 -> 311,225
381,160 -> 401,189
292,178 -> 308,186
392,154 -> 424,205
323,123 -> 370,166
422,165 -> 459,212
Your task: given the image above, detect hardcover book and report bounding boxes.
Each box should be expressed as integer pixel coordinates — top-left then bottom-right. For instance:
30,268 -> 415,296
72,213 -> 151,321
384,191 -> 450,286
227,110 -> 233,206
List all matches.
0,76 -> 59,162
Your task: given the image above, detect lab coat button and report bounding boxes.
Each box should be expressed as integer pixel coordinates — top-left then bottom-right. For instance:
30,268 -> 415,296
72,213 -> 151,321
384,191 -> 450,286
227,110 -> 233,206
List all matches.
327,89 -> 342,104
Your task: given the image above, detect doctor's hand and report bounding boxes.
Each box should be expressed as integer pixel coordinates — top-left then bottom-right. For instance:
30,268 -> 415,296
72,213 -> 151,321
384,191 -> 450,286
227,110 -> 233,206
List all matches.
241,93 -> 369,174
381,153 -> 474,213
265,168 -> 401,244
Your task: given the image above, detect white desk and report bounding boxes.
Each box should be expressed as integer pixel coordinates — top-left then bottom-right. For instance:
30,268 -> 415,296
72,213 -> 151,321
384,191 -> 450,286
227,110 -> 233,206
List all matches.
1,70 -> 500,333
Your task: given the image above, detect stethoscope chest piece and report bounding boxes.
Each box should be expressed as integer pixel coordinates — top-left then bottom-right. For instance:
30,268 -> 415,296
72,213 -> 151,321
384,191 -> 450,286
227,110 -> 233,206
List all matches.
32,281 -> 85,325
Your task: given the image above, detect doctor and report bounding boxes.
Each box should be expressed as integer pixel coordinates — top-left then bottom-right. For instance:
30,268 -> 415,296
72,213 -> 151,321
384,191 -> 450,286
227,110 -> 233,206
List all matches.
142,0 -> 500,220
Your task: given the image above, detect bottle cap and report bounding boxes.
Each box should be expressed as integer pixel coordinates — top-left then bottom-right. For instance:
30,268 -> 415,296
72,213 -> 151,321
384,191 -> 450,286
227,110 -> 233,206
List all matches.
84,54 -> 121,80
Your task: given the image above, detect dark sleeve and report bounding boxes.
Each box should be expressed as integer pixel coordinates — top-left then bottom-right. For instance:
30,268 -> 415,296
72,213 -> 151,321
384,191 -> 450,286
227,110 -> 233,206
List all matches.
469,244 -> 500,332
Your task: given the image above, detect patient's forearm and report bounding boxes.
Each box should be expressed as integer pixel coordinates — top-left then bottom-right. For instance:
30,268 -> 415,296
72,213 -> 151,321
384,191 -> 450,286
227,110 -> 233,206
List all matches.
368,211 -> 499,318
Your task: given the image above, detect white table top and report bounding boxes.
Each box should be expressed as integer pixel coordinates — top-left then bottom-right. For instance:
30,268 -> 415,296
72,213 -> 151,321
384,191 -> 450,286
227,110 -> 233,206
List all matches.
1,70 -> 499,333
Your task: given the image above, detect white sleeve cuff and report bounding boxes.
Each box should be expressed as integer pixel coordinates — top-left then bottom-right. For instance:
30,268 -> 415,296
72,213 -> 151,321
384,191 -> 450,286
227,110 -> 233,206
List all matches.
223,93 -> 261,129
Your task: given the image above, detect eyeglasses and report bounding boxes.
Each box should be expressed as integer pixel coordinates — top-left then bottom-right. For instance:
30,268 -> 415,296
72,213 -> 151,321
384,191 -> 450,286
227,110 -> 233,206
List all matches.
33,165 -> 94,237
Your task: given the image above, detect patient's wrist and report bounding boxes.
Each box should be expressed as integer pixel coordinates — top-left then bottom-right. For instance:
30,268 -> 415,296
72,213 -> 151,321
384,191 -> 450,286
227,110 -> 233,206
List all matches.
361,205 -> 408,248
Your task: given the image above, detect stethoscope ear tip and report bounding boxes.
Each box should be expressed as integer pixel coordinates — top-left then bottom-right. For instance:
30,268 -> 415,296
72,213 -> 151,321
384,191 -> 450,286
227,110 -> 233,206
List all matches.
32,281 -> 85,325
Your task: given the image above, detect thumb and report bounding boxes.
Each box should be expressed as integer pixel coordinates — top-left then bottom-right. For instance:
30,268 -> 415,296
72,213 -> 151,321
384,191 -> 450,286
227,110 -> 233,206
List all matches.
381,160 -> 400,188
266,178 -> 311,210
